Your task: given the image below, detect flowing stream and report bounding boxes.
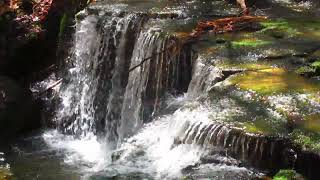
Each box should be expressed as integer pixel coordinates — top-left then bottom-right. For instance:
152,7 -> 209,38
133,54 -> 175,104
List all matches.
3,0 -> 320,179
2,6 -> 262,180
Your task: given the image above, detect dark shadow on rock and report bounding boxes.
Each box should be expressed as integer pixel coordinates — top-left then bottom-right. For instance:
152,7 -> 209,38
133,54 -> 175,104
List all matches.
0,76 -> 41,142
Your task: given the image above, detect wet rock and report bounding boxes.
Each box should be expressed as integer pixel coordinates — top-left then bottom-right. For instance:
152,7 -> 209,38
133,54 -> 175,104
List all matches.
111,151 -> 122,162
0,76 -> 41,139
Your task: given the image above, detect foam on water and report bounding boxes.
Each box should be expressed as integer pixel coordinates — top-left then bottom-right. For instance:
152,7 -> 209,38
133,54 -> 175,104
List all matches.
43,130 -> 110,172
116,105 -> 212,178
42,100 -> 257,179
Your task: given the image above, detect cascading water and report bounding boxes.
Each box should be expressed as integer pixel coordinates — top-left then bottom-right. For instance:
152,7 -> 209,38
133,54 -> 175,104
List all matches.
34,8 -> 262,179
56,13 -> 145,139
56,11 -> 194,145
3,1 -> 320,179
3,5 -> 268,180
43,99 -> 259,179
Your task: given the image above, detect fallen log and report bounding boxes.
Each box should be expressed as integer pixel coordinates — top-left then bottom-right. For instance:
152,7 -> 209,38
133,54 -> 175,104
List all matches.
190,15 -> 267,37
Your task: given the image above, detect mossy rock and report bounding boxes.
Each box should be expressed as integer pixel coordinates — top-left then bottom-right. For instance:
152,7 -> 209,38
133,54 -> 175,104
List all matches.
208,86 -> 288,136
230,67 -> 320,95
260,19 -> 299,38
291,129 -> 320,152
311,60 -> 320,73
295,66 -> 315,76
231,38 -> 271,48
273,169 -> 304,180
295,60 -> 320,77
240,121 -> 276,135
219,62 -> 271,70
260,18 -> 320,40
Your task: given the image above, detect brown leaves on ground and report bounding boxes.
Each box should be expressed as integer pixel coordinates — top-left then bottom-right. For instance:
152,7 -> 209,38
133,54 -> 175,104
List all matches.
190,15 -> 267,38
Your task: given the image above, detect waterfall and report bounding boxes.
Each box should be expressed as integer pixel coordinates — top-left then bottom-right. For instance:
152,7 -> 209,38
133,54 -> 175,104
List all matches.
47,6 -> 287,179
55,13 -> 144,138
175,111 -> 297,170
187,56 -> 223,97
55,11 -> 194,145
118,27 -> 194,141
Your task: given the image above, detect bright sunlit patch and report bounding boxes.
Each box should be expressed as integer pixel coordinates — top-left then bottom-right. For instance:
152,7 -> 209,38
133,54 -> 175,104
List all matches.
230,67 -> 320,94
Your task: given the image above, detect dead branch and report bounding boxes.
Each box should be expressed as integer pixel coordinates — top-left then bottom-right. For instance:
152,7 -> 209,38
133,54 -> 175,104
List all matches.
190,15 -> 267,37
38,78 -> 62,96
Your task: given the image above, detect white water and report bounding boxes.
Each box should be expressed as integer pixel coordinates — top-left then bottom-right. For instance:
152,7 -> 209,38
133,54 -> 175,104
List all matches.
38,8 -> 259,180
42,98 -> 257,179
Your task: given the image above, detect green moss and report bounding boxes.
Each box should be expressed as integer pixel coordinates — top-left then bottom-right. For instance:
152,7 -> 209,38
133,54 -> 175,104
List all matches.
261,20 -> 290,30
231,38 -> 271,48
230,67 -> 320,95
291,129 -> 320,152
260,19 -> 320,39
311,60 -> 320,70
295,60 -> 320,76
59,13 -> 68,39
242,121 -> 272,135
219,62 -> 271,70
295,66 -> 315,75
260,19 -> 298,37
273,169 -> 300,180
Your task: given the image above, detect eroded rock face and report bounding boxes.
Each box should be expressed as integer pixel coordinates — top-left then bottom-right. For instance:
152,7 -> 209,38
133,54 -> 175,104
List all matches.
0,76 -> 41,139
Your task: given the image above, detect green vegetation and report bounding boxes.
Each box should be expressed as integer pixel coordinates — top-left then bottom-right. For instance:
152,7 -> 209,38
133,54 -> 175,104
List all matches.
242,121 -> 273,134
291,129 -> 320,152
59,13 -> 68,39
260,19 -> 320,39
311,60 -> 320,71
231,38 -> 271,48
230,67 -> 320,95
219,62 -> 271,70
260,19 -> 298,37
233,116 -> 287,136
273,169 -> 301,180
295,66 -> 315,75
295,60 -> 320,76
